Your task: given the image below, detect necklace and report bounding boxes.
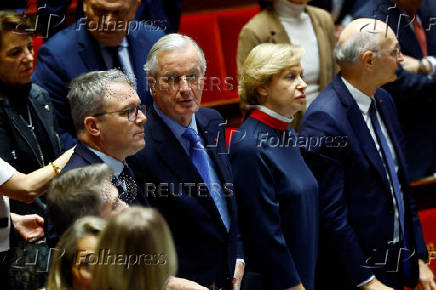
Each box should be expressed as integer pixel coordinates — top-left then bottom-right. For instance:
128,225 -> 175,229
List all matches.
26,105 -> 34,131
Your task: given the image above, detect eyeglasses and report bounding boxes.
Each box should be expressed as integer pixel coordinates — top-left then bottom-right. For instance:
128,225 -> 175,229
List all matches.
94,104 -> 146,122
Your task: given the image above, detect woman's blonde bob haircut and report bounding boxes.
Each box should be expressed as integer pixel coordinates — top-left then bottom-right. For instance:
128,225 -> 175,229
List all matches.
91,207 -> 177,290
48,216 -> 107,290
238,43 -> 304,110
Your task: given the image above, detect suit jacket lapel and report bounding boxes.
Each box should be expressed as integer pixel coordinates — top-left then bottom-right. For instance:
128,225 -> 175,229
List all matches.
333,77 -> 392,192
28,89 -> 59,154
77,26 -> 106,71
148,108 -> 229,232
268,12 -> 291,44
196,111 -> 234,215
374,95 -> 409,185
126,28 -> 147,102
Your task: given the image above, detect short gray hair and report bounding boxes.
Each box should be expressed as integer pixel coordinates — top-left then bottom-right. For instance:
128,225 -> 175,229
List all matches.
66,69 -> 133,133
334,31 -> 381,64
47,163 -> 113,237
144,33 -> 207,77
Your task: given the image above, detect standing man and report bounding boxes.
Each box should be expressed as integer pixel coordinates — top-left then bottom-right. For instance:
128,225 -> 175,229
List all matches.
299,19 -> 435,289
129,34 -> 244,290
354,0 -> 436,181
33,0 -> 164,148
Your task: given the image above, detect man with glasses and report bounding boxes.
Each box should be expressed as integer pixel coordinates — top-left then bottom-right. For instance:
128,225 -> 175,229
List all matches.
299,19 -> 434,289
128,34 -> 244,290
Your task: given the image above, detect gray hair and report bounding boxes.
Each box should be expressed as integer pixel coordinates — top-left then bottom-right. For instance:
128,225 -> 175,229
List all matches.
47,163 -> 113,237
144,33 -> 207,77
66,69 -> 133,133
334,31 -> 381,64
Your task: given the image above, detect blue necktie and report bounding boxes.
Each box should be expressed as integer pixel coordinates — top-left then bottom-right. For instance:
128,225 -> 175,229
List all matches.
182,128 -> 231,231
369,100 -> 410,279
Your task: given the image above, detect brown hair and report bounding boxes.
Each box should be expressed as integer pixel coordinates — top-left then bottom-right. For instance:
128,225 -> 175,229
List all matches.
0,11 -> 32,49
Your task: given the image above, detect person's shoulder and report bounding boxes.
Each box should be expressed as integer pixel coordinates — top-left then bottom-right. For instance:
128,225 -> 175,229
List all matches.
41,23 -> 79,51
307,5 -> 334,21
242,9 -> 275,31
127,20 -> 166,40
198,107 -> 224,120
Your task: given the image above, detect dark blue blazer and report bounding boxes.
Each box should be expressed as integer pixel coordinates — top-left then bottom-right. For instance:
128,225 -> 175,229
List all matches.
46,142 -> 149,247
128,106 -> 243,289
354,0 -> 436,180
299,75 -> 428,289
33,20 -> 164,149
230,117 -> 318,290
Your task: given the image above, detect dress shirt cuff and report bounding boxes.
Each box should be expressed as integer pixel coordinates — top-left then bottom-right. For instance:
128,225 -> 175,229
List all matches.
236,258 -> 245,265
357,275 -> 375,288
425,56 -> 436,77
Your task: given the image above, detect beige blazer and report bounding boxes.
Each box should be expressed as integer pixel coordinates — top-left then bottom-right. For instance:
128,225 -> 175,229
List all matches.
237,6 -> 337,130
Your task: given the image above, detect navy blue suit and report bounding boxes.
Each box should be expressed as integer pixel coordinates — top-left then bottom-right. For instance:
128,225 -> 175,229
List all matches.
299,76 -> 428,289
128,106 -> 243,289
354,0 -> 436,180
46,142 -> 149,247
230,117 -> 318,290
33,20 -> 164,148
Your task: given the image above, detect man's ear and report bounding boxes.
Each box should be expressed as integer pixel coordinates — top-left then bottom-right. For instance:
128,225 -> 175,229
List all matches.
84,116 -> 101,137
147,74 -> 157,96
361,50 -> 375,71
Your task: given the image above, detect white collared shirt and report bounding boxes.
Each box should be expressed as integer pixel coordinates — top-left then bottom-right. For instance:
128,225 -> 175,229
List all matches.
342,77 -> 402,244
0,158 -> 16,252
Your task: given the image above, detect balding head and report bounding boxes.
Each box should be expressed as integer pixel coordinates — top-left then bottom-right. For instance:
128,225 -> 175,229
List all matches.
335,18 -> 396,65
335,18 -> 403,95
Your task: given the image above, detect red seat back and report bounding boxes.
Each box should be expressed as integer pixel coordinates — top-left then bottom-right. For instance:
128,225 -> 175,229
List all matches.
179,13 -> 228,106
418,208 -> 436,275
217,6 -> 260,101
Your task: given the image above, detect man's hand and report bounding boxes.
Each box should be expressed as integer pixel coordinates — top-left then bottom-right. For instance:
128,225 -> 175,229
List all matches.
232,261 -> 245,290
415,259 -> 436,290
166,276 -> 208,290
362,278 -> 393,290
11,213 -> 44,242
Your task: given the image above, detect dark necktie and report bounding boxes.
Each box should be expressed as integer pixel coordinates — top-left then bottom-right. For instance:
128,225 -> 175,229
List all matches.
182,128 -> 230,231
106,46 -> 121,70
369,100 -> 410,279
112,166 -> 138,204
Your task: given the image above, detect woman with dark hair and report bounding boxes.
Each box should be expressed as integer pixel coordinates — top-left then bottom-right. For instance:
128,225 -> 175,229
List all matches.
0,10 -> 64,288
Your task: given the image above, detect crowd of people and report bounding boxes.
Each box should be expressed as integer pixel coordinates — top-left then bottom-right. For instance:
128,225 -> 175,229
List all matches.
0,0 -> 435,289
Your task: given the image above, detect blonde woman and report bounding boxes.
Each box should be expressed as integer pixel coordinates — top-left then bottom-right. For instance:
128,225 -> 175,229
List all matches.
92,207 -> 177,290
47,216 -> 106,290
230,43 -> 318,290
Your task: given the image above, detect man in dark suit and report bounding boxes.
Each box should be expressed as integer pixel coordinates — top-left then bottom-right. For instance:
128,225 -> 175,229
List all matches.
128,33 -> 244,290
354,0 -> 436,181
299,19 -> 434,290
44,69 -> 148,247
33,0 -> 164,149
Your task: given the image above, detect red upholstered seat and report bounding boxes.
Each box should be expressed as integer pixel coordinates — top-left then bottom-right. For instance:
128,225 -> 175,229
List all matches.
418,209 -> 436,275
217,7 -> 260,102
32,36 -> 44,68
179,13 -> 228,107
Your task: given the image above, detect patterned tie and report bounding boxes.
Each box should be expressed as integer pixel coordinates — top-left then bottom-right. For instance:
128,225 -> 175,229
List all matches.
413,17 -> 428,57
112,166 -> 138,204
369,100 -> 410,279
182,128 -> 230,231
